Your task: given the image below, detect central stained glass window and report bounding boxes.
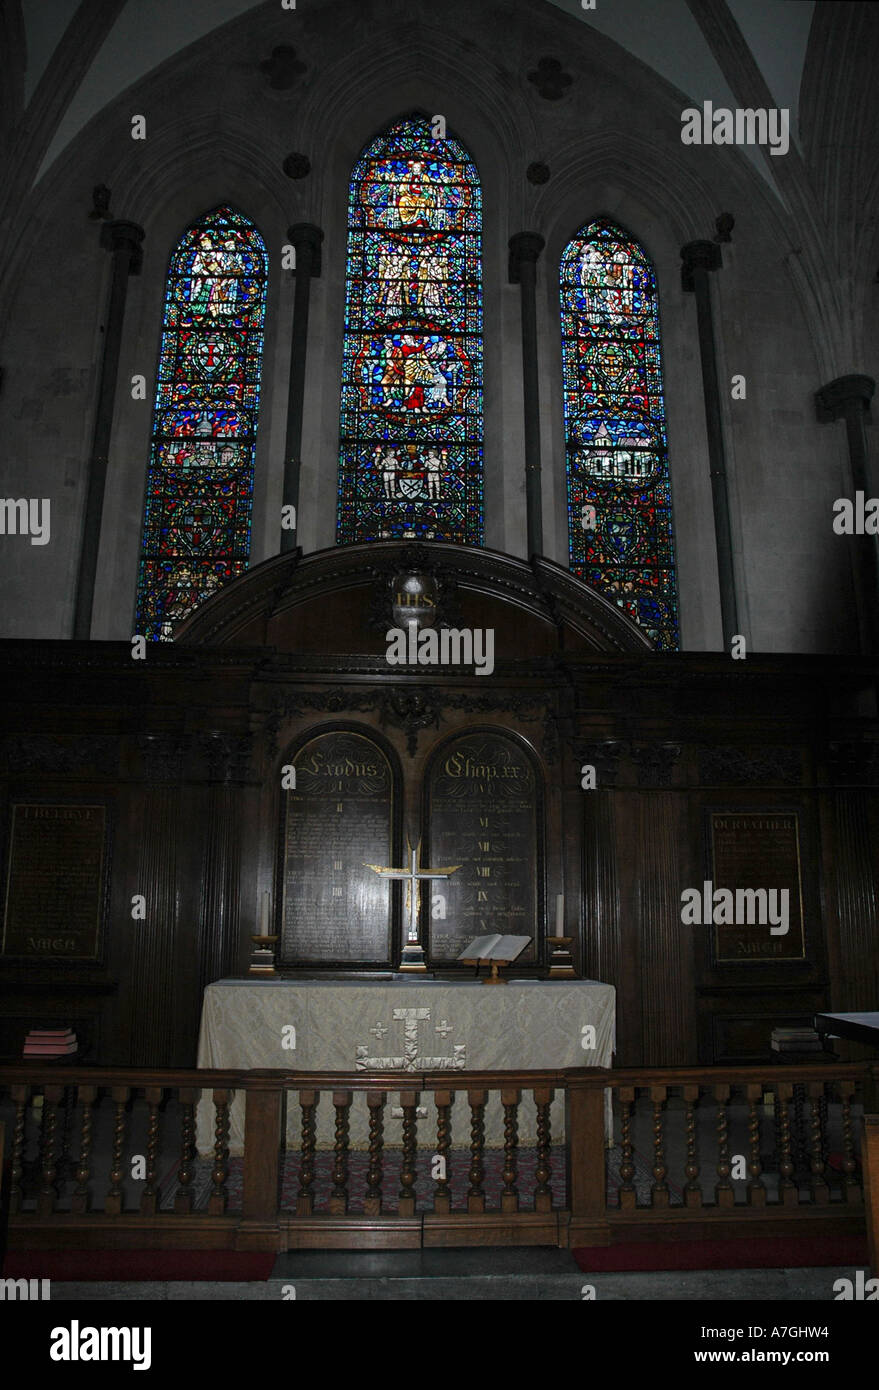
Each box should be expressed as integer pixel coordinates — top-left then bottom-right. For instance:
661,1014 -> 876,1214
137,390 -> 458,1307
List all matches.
560,219 -> 679,650
134,205 -> 268,641
337,115 -> 483,545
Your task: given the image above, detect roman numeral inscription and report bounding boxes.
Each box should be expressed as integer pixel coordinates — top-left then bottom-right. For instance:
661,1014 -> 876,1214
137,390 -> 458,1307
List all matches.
425,733 -> 539,963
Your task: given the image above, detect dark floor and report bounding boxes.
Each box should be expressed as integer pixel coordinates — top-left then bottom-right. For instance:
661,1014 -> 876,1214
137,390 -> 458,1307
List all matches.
44,1249 -> 865,1300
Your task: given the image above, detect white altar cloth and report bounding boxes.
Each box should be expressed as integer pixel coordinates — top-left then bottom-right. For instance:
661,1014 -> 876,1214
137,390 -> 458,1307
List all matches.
195,977 -> 615,1154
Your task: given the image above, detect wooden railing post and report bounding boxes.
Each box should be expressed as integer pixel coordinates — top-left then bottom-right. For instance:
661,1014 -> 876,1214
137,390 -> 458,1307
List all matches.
105,1085 -> 130,1218
9,1084 -> 27,1215
839,1080 -> 862,1204
399,1088 -> 420,1217
745,1082 -> 766,1207
861,1114 -> 879,1276
433,1088 -> 453,1215
364,1090 -> 386,1216
533,1085 -> 554,1214
329,1090 -> 352,1215
774,1080 -> 798,1206
466,1088 -> 487,1215
296,1088 -> 318,1215
806,1081 -> 829,1204
208,1088 -> 232,1215
238,1078 -> 285,1250
500,1087 -> 520,1214
173,1087 -> 198,1215
617,1084 -> 637,1209
139,1086 -> 162,1217
565,1074 -> 609,1246
37,1084 -> 65,1218
713,1082 -> 734,1207
683,1083 -> 702,1208
73,1083 -> 98,1216
649,1084 -> 669,1208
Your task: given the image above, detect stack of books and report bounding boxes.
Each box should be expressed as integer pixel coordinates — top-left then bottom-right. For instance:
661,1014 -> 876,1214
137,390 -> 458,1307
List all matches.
770,1026 -> 823,1054
22,1027 -> 78,1059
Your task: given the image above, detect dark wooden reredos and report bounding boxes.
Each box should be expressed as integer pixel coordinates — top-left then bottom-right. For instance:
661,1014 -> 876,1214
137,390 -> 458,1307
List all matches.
1,541 -> 876,1069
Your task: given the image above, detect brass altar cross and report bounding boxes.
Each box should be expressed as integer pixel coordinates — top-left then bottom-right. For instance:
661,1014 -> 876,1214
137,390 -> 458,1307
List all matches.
365,838 -> 459,971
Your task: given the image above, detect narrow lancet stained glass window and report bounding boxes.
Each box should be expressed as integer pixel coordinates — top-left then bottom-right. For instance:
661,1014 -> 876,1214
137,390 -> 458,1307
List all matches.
337,116 -> 483,544
561,220 -> 679,650
135,206 -> 268,640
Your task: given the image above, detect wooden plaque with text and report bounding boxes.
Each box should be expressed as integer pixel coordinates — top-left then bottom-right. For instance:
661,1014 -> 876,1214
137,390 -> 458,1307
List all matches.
279,730 -> 397,966
2,804 -> 107,961
425,731 -> 542,965
708,810 -> 806,964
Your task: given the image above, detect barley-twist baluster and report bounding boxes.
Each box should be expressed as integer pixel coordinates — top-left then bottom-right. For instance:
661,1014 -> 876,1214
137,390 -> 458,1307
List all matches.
433,1089 -> 453,1215
714,1083 -> 734,1207
745,1083 -> 766,1206
399,1089 -> 419,1217
297,1090 -> 317,1215
840,1082 -> 862,1204
72,1083 -> 98,1215
792,1083 -> 808,1175
808,1081 -> 829,1203
775,1083 -> 797,1205
364,1090 -> 386,1216
329,1089 -> 352,1215
139,1086 -> 162,1217
37,1085 -> 63,1218
649,1085 -> 669,1208
534,1086 -> 553,1214
683,1084 -> 702,1208
105,1085 -> 130,1216
618,1086 -> 636,1210
208,1088 -> 231,1215
501,1086 -> 520,1213
173,1088 -> 197,1215
9,1085 -> 28,1215
467,1088 -> 487,1215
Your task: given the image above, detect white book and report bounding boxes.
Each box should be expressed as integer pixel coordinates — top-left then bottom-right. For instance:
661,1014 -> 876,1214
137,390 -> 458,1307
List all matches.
458,934 -> 531,962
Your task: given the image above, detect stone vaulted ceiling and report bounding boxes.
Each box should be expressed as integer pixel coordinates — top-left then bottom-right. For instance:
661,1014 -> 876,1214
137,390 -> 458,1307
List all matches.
24,0 -> 814,188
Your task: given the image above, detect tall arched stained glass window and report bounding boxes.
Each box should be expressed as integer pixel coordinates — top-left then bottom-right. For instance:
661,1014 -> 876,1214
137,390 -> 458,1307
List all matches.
337,115 -> 483,545
560,220 -> 679,650
134,206 -> 268,640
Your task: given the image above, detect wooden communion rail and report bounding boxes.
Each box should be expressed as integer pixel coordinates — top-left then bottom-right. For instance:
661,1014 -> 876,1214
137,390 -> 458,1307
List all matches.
1,1063 -> 876,1256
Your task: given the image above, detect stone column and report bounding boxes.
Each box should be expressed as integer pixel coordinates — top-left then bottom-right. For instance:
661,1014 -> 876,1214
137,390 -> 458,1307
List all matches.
280,223 -> 323,553
509,232 -> 545,557
681,240 -> 739,648
816,374 -> 878,653
73,219 -> 144,639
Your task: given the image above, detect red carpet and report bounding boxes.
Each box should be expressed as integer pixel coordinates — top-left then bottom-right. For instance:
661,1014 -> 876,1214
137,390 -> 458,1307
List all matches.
1,1251 -> 275,1282
573,1235 -> 869,1273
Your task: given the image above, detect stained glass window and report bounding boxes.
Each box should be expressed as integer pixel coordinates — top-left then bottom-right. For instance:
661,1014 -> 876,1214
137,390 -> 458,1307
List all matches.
337,116 -> 483,545
134,206 -> 268,640
560,220 -> 679,650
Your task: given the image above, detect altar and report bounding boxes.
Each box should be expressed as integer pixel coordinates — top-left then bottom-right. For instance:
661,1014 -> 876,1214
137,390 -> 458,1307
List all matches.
195,976 -> 615,1153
